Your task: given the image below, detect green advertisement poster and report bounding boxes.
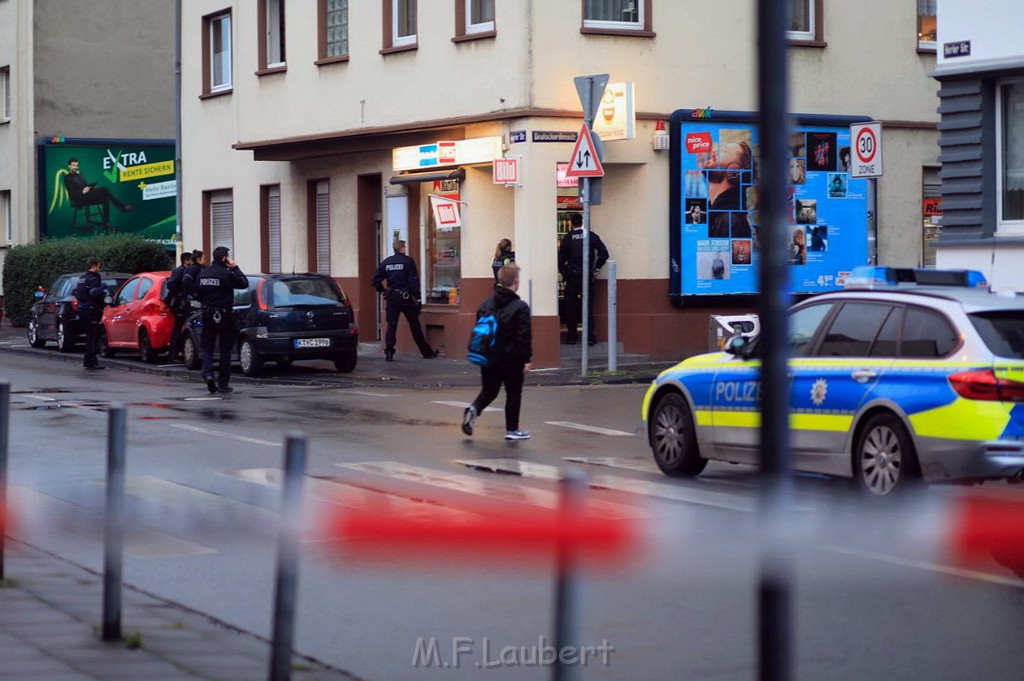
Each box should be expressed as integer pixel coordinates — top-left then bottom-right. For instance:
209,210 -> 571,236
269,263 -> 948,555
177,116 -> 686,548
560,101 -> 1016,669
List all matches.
39,138 -> 176,247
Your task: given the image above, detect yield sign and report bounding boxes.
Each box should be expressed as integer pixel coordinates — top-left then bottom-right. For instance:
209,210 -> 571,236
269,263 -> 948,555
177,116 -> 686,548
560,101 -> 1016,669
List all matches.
565,125 -> 604,178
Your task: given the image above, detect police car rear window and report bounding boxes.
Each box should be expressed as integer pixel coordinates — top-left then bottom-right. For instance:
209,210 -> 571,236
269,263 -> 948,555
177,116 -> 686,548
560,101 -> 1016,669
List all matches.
970,312 -> 1024,359
267,277 -> 344,308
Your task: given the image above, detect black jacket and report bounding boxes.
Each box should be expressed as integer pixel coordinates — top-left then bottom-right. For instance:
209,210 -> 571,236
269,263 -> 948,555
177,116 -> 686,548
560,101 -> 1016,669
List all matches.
74,271 -> 106,311
372,252 -> 421,296
558,229 -> 609,277
195,260 -> 249,309
182,262 -> 203,298
492,249 -> 516,282
479,286 -> 532,365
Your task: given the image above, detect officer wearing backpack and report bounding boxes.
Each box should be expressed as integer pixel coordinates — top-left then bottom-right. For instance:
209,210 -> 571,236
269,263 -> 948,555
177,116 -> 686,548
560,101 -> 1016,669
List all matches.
462,264 -> 533,441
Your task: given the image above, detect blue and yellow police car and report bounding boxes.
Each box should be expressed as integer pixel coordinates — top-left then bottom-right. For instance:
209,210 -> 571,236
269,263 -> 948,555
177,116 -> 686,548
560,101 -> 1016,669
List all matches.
642,267 -> 1024,496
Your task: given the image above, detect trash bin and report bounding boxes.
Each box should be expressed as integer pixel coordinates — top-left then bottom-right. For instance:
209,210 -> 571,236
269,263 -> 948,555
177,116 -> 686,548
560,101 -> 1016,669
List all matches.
708,314 -> 760,352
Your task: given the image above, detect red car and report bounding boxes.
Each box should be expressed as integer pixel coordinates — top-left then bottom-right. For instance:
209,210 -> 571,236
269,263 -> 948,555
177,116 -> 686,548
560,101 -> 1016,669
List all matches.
99,271 -> 174,363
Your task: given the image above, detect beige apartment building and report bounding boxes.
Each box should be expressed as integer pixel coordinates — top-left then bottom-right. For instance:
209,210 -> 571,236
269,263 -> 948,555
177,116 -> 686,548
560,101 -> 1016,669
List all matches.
180,1 -> 941,366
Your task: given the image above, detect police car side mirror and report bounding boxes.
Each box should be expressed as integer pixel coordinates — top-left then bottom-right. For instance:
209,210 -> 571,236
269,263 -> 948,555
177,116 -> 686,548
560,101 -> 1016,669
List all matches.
724,335 -> 751,359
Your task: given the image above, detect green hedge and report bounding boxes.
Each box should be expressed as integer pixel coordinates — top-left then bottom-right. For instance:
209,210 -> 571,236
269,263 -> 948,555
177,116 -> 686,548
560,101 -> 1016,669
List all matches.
1,235 -> 172,327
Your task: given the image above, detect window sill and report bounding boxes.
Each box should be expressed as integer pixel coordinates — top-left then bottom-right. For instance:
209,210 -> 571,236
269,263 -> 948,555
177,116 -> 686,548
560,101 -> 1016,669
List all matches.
199,88 -> 233,100
0,118 -> 9,125
255,65 -> 287,77
452,30 -> 496,43
787,38 -> 827,48
580,27 -> 655,38
379,43 -> 418,56
315,55 -> 350,66
917,44 -> 937,55
421,303 -> 462,313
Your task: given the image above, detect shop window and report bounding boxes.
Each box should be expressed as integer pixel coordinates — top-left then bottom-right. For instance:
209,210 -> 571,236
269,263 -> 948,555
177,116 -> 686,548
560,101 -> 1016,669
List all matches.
455,0 -> 495,39
382,0 -> 417,51
921,168 -> 941,267
788,0 -> 823,44
207,190 -> 234,254
1,65 -> 10,121
426,180 -> 461,305
203,10 -> 232,95
582,0 -> 653,36
261,185 -> 282,273
917,0 -> 936,50
319,0 -> 349,61
258,0 -> 286,71
998,80 -> 1024,235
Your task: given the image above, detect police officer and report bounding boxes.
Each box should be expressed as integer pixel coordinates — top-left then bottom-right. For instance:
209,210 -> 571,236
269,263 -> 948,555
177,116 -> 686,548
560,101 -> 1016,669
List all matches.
74,257 -> 109,370
165,251 -> 194,361
195,246 -> 248,393
371,240 -> 439,361
182,249 -> 205,301
557,213 -> 609,346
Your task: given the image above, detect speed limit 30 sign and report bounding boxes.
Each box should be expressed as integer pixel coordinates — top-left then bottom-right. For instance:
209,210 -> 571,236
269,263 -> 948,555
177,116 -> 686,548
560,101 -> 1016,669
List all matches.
850,122 -> 882,178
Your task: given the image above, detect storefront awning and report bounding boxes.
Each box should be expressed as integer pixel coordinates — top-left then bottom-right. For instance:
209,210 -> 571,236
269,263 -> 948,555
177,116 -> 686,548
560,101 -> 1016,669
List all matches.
389,168 -> 466,185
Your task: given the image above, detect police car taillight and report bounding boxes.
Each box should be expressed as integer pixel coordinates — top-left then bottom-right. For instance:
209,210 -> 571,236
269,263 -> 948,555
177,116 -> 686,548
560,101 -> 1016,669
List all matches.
256,279 -> 268,311
71,299 -> 78,311
949,369 -> 1024,403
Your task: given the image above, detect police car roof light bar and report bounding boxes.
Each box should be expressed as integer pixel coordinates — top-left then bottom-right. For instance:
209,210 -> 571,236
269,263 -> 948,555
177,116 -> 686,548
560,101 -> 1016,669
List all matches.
845,266 -> 988,290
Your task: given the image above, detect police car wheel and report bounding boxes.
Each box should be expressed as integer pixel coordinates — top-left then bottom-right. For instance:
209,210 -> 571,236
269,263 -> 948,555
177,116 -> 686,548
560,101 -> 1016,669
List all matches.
333,352 -> 357,373
28,319 -> 46,348
182,335 -> 201,370
239,338 -> 262,376
57,320 -> 75,352
854,413 -> 919,497
651,392 -> 707,477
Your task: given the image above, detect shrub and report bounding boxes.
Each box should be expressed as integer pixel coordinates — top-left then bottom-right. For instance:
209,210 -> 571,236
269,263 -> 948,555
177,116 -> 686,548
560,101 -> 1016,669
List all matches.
1,235 -> 172,326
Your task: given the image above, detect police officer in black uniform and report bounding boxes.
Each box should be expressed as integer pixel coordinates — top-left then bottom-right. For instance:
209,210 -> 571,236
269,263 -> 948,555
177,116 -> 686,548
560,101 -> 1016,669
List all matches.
371,240 -> 439,361
165,251 -> 194,361
74,257 -> 109,370
195,246 -> 249,393
182,249 -> 205,301
557,213 -> 609,346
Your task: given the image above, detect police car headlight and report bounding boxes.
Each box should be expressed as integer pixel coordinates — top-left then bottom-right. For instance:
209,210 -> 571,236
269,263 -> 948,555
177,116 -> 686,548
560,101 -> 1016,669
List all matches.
255,327 -> 270,339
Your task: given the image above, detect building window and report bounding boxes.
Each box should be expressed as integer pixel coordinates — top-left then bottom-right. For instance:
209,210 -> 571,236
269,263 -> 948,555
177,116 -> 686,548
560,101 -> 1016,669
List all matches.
310,180 -> 330,274
788,0 -> 823,43
582,0 -> 652,33
917,0 -> 936,50
208,190 -> 234,254
1,66 -> 10,121
203,11 -> 232,94
261,185 -> 282,273
1,190 -> 11,245
467,0 -> 494,34
383,0 -> 417,50
998,81 -> 1024,234
319,0 -> 349,60
259,0 -> 287,70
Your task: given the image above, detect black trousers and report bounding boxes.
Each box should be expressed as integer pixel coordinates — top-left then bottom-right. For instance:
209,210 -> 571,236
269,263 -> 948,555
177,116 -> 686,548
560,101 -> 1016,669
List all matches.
470,361 -> 526,432
200,310 -> 236,386
81,309 -> 101,367
385,292 -> 433,357
168,312 -> 186,359
563,274 -> 597,343
79,187 -> 127,224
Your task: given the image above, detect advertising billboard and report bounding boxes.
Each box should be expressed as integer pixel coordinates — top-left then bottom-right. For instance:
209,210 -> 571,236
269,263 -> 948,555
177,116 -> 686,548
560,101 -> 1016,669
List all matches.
669,110 -> 871,300
38,138 -> 176,247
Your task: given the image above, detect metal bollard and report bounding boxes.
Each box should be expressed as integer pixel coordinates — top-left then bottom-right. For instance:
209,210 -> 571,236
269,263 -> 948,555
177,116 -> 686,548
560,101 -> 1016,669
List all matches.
0,382 -> 9,580
269,434 -> 307,681
102,404 -> 127,641
552,472 -> 586,681
607,261 -> 617,372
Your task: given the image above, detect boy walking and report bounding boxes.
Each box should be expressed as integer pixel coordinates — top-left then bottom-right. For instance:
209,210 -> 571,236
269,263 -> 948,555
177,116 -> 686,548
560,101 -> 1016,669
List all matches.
462,264 -> 533,440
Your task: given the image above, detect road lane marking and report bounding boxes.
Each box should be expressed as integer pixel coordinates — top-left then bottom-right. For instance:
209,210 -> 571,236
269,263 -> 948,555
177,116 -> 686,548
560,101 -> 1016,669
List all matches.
431,400 -> 501,413
457,458 -> 754,513
169,423 -> 278,447
348,391 -> 389,397
822,545 -> 1024,590
563,456 -> 662,474
545,421 -> 635,437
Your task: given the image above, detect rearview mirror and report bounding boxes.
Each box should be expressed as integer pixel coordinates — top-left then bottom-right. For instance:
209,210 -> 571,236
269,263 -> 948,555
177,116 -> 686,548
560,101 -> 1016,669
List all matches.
724,335 -> 751,359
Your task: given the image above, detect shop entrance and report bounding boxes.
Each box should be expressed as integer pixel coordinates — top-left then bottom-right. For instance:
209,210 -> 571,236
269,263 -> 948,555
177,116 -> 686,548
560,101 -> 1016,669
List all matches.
357,174 -> 383,340
555,163 -> 582,343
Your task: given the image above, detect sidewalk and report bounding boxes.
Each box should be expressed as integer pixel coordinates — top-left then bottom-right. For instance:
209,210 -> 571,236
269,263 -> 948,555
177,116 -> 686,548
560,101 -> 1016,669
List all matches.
0,540 -> 357,681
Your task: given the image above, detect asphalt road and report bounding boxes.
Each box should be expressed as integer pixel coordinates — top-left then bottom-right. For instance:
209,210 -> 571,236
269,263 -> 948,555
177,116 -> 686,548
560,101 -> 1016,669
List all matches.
2,350 -> 1023,680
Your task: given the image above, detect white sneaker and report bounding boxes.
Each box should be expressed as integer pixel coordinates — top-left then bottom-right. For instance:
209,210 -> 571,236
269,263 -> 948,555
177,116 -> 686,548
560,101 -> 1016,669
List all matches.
462,406 -> 477,436
505,430 -> 531,441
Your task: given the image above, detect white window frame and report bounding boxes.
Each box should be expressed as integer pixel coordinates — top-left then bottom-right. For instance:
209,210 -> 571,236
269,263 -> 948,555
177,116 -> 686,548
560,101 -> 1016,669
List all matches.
466,0 -> 494,35
266,0 -> 286,67
210,12 -> 232,92
210,190 -> 235,253
787,0 -> 815,41
996,79 -> 1024,236
917,0 -> 936,51
1,66 -> 10,122
582,0 -> 643,31
392,0 -> 417,47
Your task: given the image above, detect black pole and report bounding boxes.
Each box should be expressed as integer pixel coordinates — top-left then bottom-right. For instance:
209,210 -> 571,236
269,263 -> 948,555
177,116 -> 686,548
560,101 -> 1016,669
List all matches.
269,434 -> 307,681
102,404 -> 127,641
552,472 -> 585,681
0,382 -> 10,580
757,0 -> 794,680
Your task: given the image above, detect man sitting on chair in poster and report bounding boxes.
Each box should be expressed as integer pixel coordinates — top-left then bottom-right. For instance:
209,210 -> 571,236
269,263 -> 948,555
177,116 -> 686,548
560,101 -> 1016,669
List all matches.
63,158 -> 133,228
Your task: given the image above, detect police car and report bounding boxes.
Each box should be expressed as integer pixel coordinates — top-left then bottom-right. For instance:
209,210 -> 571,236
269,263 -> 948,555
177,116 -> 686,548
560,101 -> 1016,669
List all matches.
641,267 -> 1024,496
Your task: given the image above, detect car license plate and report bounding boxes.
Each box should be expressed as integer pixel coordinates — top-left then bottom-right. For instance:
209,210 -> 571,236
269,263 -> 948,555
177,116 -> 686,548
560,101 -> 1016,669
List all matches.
294,338 -> 330,349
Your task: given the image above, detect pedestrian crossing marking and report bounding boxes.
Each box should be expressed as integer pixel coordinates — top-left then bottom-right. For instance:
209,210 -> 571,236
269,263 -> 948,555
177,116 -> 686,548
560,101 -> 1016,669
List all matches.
545,421 -> 636,437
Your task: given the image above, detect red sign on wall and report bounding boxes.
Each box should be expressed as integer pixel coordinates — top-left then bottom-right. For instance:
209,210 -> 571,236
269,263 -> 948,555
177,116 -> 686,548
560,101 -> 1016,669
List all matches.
923,197 -> 943,216
685,132 -> 713,154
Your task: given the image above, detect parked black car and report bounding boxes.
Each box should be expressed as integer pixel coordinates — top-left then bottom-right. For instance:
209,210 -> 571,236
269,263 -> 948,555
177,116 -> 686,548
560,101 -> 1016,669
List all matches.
27,271 -> 132,352
181,273 -> 359,375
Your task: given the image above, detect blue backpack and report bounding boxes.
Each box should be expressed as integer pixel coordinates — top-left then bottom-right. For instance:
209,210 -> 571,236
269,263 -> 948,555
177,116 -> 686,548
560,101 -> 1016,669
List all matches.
467,305 -> 500,367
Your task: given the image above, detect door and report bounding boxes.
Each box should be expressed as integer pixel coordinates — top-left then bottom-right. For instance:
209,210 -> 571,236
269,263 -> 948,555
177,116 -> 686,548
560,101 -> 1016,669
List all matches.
107,277 -> 141,344
126,276 -> 155,347
357,174 -> 383,340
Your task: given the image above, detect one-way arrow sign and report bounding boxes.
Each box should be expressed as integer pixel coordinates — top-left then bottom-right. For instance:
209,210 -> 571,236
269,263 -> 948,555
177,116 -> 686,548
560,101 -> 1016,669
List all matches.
565,124 -> 604,178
